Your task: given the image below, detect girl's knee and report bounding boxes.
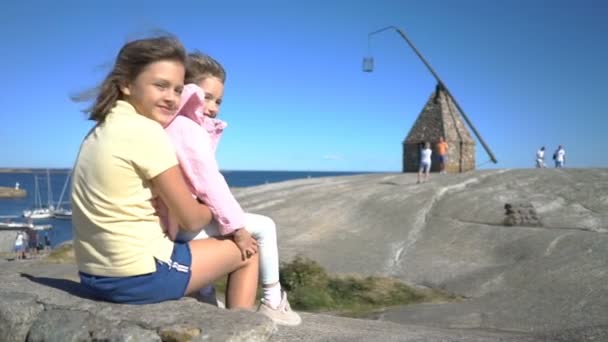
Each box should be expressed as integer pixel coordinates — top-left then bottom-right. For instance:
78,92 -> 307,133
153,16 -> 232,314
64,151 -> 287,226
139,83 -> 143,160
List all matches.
246,214 -> 277,237
243,250 -> 260,267
259,216 -> 276,233
258,217 -> 277,239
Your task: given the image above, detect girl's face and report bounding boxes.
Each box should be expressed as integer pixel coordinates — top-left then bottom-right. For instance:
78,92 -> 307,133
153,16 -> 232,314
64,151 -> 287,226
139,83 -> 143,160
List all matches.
197,76 -> 224,118
121,60 -> 184,126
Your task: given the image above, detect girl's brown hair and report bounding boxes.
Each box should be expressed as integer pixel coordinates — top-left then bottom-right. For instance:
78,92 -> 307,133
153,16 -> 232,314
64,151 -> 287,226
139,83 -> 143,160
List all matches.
185,51 -> 226,85
75,36 -> 186,123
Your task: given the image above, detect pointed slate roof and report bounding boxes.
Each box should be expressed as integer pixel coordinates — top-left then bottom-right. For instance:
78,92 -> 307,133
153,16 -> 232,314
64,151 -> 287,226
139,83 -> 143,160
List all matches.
404,84 -> 474,144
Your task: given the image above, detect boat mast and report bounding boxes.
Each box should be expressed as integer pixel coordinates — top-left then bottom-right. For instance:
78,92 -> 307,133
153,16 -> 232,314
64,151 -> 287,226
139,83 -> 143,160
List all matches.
34,175 -> 41,209
46,169 -> 54,210
56,170 -> 71,210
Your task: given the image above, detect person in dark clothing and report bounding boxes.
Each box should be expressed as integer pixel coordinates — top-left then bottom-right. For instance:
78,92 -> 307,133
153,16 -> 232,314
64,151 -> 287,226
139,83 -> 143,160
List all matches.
44,232 -> 51,251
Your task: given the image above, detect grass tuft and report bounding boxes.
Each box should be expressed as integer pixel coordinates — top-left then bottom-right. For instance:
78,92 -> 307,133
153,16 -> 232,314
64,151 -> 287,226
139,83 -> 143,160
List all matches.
215,254 -> 460,317
44,243 -> 76,263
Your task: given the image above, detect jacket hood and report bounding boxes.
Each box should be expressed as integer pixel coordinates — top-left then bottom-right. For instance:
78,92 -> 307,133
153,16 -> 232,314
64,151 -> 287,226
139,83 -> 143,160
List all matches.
166,83 -> 227,133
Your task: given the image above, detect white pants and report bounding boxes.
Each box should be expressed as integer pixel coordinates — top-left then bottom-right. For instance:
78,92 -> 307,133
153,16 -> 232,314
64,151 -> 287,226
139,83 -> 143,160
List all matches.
177,213 -> 279,285
536,158 -> 545,168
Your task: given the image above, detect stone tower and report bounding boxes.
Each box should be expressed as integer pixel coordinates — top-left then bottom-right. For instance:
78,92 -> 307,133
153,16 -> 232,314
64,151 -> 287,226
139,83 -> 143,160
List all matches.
403,84 -> 475,173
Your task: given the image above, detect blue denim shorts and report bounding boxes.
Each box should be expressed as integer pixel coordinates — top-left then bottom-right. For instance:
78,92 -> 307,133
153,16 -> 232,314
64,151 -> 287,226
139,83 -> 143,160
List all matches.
79,242 -> 192,304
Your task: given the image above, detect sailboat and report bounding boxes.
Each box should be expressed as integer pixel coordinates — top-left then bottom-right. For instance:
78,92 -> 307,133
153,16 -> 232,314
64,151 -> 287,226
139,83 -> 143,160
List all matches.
53,170 -> 72,219
22,171 -> 54,220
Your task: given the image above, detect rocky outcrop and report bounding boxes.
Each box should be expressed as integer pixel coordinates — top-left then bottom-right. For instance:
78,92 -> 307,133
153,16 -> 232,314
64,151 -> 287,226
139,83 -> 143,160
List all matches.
0,260 -> 275,342
0,257 -> 542,341
233,168 -> 608,339
1,168 -> 607,341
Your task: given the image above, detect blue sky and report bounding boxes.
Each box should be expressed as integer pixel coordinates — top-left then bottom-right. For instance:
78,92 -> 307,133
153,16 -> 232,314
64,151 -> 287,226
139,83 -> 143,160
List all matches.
0,0 -> 606,171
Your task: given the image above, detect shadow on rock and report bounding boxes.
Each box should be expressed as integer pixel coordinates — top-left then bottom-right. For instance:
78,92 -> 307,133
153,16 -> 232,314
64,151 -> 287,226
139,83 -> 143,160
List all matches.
378,181 -> 400,186
20,273 -> 97,300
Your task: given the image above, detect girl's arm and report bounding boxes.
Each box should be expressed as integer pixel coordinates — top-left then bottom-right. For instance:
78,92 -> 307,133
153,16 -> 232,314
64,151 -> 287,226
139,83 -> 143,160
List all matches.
165,211 -> 181,241
152,194 -> 180,241
165,116 -> 246,235
152,165 -> 213,233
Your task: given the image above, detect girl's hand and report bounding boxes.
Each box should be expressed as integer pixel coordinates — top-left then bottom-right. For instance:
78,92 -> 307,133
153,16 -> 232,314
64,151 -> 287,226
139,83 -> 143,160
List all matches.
150,196 -> 161,216
163,213 -> 180,241
233,228 -> 258,260
150,188 -> 178,240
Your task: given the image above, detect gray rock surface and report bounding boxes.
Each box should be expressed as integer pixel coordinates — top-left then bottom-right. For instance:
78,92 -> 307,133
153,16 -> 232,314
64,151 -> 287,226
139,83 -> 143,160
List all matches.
0,261 -> 276,341
0,258 -> 542,341
1,168 -> 606,341
268,312 -> 540,341
233,168 -> 608,339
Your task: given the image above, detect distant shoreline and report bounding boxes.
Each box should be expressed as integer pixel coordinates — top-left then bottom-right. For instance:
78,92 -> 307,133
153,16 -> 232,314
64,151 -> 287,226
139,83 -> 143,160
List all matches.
0,186 -> 26,198
0,168 -> 376,174
0,168 -> 71,174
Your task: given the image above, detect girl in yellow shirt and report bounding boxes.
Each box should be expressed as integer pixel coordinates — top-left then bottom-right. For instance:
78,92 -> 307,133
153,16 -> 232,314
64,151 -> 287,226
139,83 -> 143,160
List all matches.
72,36 -> 259,307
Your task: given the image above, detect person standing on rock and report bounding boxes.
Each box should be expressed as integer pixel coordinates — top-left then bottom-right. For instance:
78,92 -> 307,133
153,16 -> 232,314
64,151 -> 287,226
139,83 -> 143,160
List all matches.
71,36 -> 259,308
436,137 -> 449,174
27,228 -> 38,256
158,52 -> 301,326
553,145 -> 566,168
14,231 -> 26,260
417,142 -> 432,184
536,146 -> 546,168
44,232 -> 51,251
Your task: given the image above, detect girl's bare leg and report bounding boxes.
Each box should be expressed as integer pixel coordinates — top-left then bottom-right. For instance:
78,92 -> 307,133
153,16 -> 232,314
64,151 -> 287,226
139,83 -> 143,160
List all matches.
187,237 -> 259,309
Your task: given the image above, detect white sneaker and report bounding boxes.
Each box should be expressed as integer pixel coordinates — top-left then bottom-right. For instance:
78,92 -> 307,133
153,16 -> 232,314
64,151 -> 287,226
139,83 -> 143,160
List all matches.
257,291 -> 302,326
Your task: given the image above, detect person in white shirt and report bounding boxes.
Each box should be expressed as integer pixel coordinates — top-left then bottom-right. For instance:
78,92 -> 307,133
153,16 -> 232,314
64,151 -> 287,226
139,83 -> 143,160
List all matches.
418,142 -> 432,184
14,231 -> 26,259
554,145 -> 566,168
536,146 -> 546,168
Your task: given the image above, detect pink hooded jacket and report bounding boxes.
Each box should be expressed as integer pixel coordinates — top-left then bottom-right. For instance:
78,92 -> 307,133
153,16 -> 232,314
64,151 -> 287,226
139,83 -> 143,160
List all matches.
162,84 -> 245,235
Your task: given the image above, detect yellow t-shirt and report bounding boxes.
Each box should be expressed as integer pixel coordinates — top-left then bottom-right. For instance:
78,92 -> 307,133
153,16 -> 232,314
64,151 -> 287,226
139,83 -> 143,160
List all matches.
72,100 -> 178,277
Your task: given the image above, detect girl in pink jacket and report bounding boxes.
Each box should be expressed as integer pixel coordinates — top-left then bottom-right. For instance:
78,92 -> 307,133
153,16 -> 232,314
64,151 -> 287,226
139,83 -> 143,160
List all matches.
161,52 -> 300,326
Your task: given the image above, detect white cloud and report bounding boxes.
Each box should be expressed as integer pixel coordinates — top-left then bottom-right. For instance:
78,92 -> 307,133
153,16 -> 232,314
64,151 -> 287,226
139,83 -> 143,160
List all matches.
322,154 -> 344,161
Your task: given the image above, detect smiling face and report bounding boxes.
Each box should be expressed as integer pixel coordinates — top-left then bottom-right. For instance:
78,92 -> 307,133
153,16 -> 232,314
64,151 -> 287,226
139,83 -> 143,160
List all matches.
197,76 -> 224,118
120,60 -> 185,126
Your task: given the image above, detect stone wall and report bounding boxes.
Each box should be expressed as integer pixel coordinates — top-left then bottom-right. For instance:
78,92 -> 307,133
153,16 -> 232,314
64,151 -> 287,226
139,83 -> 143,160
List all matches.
403,85 -> 476,173
403,141 -> 475,173
0,186 -> 26,198
0,230 -> 19,254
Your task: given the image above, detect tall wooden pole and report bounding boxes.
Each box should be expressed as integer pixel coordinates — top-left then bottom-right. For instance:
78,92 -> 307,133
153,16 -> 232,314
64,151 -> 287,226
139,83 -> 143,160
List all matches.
367,26 -> 497,164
